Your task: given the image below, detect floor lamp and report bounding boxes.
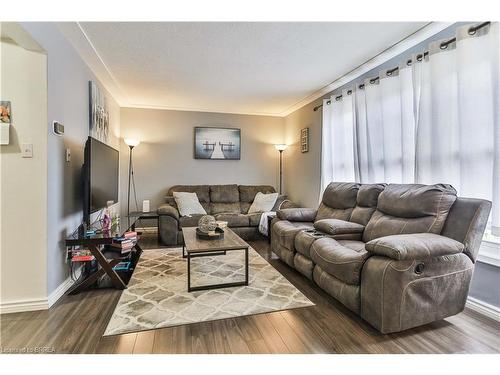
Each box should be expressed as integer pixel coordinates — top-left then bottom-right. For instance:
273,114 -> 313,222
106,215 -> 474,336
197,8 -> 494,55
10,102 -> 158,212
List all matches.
124,138 -> 140,216
275,144 -> 287,194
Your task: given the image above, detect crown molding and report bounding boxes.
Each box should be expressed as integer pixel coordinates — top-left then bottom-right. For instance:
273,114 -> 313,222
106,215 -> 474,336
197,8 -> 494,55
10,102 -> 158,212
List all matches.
123,103 -> 283,117
56,22 -> 131,106
278,22 -> 453,117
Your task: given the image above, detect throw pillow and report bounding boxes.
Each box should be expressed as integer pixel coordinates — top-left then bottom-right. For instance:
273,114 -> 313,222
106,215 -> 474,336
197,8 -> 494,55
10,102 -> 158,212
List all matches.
248,192 -> 279,214
173,192 -> 207,216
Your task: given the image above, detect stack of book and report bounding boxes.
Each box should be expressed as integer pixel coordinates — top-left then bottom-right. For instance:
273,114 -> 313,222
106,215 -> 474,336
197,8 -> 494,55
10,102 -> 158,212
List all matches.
111,231 -> 138,255
71,249 -> 95,262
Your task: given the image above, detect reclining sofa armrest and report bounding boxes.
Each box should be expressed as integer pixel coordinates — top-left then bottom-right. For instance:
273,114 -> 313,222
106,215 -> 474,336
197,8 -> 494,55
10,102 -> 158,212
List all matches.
313,219 -> 365,236
365,233 -> 464,261
277,208 -> 317,222
157,204 -> 180,220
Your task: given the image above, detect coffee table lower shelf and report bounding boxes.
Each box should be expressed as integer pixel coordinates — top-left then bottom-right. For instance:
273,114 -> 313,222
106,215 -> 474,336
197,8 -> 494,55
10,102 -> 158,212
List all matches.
185,246 -> 249,292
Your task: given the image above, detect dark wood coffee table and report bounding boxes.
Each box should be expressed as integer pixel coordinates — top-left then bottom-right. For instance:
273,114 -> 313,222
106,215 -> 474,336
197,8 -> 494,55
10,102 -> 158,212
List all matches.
182,227 -> 249,292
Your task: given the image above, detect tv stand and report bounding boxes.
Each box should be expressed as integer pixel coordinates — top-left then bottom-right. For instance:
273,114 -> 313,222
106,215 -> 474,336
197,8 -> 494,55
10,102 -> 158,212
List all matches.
65,216 -> 142,294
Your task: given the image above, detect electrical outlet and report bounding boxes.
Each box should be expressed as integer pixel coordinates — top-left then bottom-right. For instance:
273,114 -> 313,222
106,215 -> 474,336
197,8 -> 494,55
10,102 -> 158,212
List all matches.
66,148 -> 71,162
21,143 -> 33,158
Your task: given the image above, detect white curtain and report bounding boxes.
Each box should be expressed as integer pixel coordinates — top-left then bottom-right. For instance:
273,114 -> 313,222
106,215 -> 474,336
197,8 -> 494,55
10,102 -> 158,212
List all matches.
320,90 -> 356,195
355,66 -> 417,183
321,22 -> 500,235
416,23 -> 500,235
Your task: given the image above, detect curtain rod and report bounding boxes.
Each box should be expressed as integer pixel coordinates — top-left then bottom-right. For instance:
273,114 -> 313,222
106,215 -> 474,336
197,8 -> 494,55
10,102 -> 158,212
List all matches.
313,21 -> 491,112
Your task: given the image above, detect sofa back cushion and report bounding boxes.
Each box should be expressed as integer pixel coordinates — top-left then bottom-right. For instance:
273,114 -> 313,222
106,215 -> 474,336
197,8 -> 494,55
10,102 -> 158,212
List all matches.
239,185 -> 276,213
363,184 -> 457,242
210,184 -> 240,214
315,182 -> 360,221
350,184 -> 386,225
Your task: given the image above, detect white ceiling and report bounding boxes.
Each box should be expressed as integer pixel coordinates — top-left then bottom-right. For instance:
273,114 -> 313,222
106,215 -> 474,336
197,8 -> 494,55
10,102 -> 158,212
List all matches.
61,22 -> 430,116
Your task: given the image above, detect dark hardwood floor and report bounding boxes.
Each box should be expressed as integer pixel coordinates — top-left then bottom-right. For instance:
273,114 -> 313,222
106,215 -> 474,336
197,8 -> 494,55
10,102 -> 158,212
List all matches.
1,231 -> 499,354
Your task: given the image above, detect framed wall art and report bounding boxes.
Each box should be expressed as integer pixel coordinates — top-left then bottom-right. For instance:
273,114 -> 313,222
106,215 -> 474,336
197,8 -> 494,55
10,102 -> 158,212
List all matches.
301,127 -> 309,153
0,101 -> 11,124
194,127 -> 241,160
89,81 -> 109,143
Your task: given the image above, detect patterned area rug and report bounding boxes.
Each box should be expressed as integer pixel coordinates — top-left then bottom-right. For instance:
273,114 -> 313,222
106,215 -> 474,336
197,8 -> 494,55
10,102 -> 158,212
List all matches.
104,247 -> 314,336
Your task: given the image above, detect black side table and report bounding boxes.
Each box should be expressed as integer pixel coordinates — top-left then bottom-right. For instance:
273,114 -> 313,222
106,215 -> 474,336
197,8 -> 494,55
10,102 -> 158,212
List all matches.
267,214 -> 276,244
65,216 -> 142,294
129,211 -> 160,241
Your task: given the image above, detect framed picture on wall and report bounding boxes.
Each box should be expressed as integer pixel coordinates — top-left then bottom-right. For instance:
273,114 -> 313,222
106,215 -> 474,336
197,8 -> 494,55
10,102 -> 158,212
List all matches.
194,127 -> 241,160
0,101 -> 11,124
301,127 -> 309,153
89,81 -> 109,143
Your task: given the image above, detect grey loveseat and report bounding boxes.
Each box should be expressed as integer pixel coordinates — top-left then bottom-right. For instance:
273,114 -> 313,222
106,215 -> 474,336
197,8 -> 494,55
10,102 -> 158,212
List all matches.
158,184 -> 292,245
271,182 -> 491,333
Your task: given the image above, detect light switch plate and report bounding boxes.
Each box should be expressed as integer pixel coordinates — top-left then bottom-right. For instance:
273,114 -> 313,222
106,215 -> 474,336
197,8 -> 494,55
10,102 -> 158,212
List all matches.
66,148 -> 71,162
21,143 -> 33,158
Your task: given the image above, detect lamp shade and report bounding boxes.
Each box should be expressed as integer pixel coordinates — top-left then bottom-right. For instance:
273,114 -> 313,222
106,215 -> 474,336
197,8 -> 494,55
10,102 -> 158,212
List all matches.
275,144 -> 287,151
124,138 -> 140,148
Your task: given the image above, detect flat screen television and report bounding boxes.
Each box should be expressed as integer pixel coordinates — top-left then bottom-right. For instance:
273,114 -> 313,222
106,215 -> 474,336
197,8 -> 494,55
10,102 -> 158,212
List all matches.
83,137 -> 119,225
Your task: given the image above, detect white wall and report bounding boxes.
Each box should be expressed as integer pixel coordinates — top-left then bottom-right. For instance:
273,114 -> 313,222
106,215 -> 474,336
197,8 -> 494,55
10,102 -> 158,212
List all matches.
284,100 -> 322,208
0,39 -> 48,309
19,23 -> 121,296
119,108 -> 285,215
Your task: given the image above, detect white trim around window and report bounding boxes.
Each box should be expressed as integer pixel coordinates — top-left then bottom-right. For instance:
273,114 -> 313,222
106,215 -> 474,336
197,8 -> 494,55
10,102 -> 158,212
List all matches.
477,241 -> 500,267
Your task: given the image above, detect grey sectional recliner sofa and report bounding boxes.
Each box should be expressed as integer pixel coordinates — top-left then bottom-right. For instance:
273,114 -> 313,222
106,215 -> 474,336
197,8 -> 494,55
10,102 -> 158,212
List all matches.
158,184 -> 292,245
271,182 -> 491,333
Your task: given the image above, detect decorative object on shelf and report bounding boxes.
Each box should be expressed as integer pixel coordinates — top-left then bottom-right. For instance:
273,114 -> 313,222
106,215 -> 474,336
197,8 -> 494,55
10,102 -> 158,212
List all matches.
0,101 -> 11,145
195,226 -> 225,240
89,81 -> 109,142
124,138 -> 140,216
198,215 -> 217,233
216,220 -> 228,229
197,215 -> 224,239
102,206 -> 112,232
0,101 -> 11,123
275,144 -> 287,194
194,127 -> 241,160
301,127 -> 309,153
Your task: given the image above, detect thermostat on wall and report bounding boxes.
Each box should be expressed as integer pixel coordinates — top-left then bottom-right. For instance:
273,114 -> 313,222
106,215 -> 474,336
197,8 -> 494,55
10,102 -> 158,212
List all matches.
53,121 -> 64,136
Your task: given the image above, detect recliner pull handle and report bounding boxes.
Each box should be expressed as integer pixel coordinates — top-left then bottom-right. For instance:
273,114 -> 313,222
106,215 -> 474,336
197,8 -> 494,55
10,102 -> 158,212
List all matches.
415,263 -> 425,275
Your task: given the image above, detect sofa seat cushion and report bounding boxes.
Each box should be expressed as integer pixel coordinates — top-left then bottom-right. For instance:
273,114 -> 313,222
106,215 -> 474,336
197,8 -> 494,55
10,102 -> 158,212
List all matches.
214,213 -> 249,227
179,214 -> 205,228
310,237 -> 370,285
247,213 -> 262,227
272,220 -> 314,252
295,230 -> 326,258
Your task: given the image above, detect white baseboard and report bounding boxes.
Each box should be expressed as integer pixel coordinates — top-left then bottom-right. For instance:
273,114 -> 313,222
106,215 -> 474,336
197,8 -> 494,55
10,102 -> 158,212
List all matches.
1,276 -> 75,314
466,297 -> 500,322
0,298 -> 48,314
47,276 -> 74,308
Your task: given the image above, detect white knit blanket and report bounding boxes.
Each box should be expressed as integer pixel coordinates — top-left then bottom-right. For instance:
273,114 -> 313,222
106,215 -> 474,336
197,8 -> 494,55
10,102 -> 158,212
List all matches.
259,211 -> 276,236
